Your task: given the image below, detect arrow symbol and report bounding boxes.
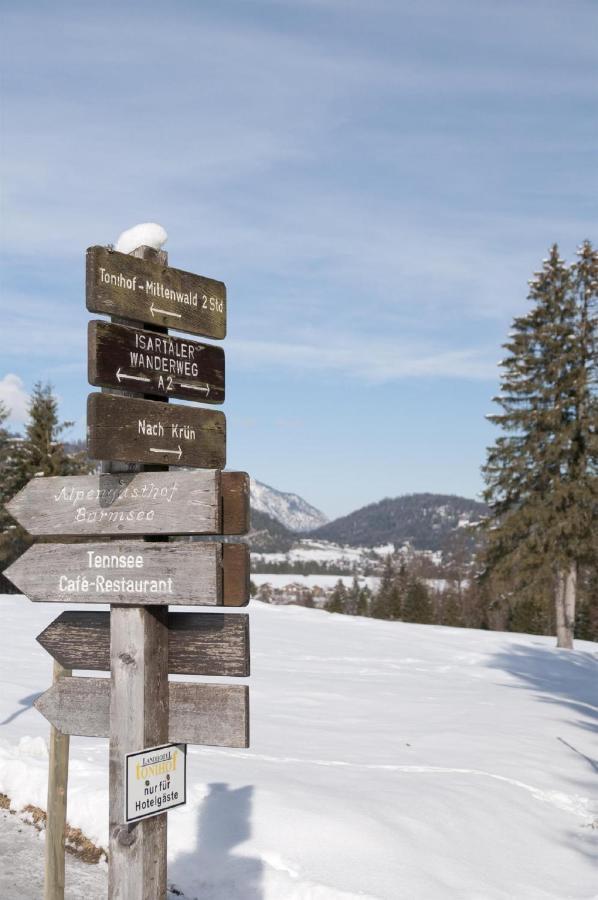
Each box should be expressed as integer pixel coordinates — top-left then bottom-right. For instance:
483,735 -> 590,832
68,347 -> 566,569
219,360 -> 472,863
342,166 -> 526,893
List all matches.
178,382 -> 210,397
149,445 -> 183,461
116,367 -> 151,384
150,302 -> 182,319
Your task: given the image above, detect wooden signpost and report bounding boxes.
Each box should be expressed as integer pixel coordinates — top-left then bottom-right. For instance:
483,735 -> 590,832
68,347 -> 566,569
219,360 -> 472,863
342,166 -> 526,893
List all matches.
87,392 -> 226,467
6,240 -> 251,900
35,679 -> 249,747
86,245 -> 226,338
88,320 -> 225,403
5,469 -> 248,537
37,611 -> 250,676
6,540 -> 249,605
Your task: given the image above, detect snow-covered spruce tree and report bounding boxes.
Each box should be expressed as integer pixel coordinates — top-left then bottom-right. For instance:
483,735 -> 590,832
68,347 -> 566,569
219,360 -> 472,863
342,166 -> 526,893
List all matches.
481,243 -> 597,648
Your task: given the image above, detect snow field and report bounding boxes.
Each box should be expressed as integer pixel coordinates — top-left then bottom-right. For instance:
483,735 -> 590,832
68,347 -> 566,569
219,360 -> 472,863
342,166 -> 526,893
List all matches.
0,596 -> 596,899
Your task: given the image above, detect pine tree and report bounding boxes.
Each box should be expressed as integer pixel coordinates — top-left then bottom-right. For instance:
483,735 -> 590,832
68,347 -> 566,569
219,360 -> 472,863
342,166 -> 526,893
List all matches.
480,244 -> 597,648
370,556 -> 403,620
437,588 -> 463,627
402,578 -> 433,624
345,576 -> 361,615
326,580 -> 348,614
356,585 -> 371,617
1,382 -> 92,578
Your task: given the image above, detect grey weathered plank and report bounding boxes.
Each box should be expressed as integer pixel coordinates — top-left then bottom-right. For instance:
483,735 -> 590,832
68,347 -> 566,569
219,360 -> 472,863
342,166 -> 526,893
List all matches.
86,245 -> 226,339
87,392 -> 226,468
37,611 -> 250,676
35,677 -> 249,747
5,470 -> 221,537
4,539 -> 249,606
88,320 -> 225,403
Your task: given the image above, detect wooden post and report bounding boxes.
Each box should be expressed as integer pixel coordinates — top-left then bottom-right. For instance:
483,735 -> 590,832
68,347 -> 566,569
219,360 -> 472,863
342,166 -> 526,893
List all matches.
107,245 -> 170,900
44,661 -> 71,900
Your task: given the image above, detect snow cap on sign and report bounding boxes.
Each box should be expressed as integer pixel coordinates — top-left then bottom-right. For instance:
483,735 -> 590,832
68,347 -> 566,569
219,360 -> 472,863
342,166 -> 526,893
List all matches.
115,223 -> 168,254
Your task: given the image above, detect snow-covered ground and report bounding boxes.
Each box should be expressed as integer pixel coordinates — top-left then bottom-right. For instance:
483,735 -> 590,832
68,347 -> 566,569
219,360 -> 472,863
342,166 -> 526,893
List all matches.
251,540 -> 445,575
0,594 -> 597,899
0,806 -> 106,900
251,573 -> 381,591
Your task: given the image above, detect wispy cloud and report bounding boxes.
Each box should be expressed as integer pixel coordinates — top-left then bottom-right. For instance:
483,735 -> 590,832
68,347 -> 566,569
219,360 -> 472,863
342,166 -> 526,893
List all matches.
228,336 -> 498,382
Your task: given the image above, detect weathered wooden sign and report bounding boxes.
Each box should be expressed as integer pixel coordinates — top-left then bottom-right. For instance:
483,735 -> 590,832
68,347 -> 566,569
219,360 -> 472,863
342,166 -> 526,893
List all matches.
37,611 -> 250,676
87,392 -> 226,468
5,470 -> 249,537
35,678 -> 249,747
88,320 -> 225,403
86,245 -> 226,339
5,540 -> 249,605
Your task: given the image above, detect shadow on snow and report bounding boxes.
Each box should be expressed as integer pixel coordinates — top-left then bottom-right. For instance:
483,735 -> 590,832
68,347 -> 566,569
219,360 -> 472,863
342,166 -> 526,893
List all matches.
169,782 -> 263,900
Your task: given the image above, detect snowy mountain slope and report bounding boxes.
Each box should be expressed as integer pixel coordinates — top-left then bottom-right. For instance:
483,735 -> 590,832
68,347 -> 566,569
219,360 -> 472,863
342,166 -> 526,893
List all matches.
0,597 -> 597,899
250,478 -> 328,532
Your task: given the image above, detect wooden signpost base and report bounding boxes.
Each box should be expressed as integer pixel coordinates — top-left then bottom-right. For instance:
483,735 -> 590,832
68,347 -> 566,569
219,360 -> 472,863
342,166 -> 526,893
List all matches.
109,604 -> 169,899
44,661 -> 71,900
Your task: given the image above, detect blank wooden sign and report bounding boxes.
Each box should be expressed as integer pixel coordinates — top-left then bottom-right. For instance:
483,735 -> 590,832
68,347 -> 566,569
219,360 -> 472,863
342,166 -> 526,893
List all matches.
35,678 -> 249,747
37,611 -> 250,676
88,320 -> 225,404
87,392 -> 226,468
5,540 -> 249,606
86,245 -> 226,339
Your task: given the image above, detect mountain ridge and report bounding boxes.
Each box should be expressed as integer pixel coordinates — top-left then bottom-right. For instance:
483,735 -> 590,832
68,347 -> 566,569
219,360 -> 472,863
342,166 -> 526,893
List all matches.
309,492 -> 486,551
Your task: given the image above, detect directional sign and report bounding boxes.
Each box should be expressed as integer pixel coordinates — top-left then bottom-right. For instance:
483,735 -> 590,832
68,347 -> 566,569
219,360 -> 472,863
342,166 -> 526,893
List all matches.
86,245 -> 226,339
87,393 -> 226,468
5,471 -> 249,538
4,540 -> 249,606
35,678 -> 249,747
88,320 -> 225,403
37,611 -> 250,676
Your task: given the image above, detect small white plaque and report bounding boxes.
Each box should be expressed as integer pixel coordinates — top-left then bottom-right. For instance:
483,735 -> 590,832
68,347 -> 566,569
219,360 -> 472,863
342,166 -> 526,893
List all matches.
125,742 -> 187,823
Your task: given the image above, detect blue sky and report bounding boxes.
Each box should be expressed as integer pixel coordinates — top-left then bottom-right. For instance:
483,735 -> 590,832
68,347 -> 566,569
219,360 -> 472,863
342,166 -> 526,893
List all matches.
0,0 -> 596,518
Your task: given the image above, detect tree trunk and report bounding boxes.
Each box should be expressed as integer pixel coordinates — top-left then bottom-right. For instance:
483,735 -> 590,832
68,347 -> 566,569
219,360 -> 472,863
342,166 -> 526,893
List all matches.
555,563 -> 576,649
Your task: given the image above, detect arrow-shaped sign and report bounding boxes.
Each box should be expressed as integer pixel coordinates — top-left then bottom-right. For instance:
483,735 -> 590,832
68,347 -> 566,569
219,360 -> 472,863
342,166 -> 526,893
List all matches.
4,470 -> 248,537
37,611 -> 250,676
4,540 -> 249,606
35,677 -> 248,746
